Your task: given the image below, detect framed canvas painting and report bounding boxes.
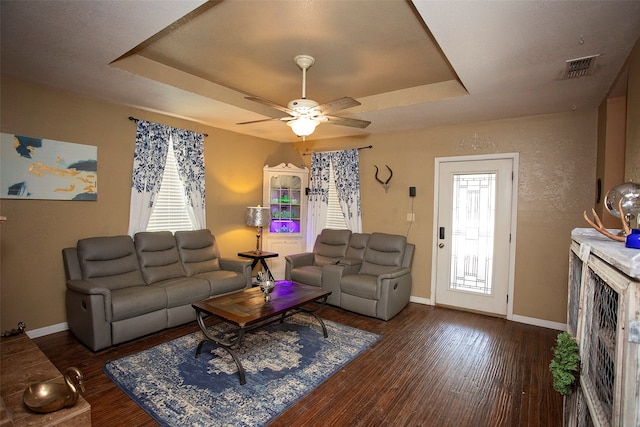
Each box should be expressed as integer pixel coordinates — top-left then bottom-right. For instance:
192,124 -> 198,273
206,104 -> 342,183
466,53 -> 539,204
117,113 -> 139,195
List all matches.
0,133 -> 97,200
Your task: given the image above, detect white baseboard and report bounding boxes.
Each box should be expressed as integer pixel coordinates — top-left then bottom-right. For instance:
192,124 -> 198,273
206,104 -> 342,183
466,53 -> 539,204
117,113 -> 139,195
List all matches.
409,297 -> 566,331
511,314 -> 566,331
26,322 -> 69,339
409,296 -> 432,305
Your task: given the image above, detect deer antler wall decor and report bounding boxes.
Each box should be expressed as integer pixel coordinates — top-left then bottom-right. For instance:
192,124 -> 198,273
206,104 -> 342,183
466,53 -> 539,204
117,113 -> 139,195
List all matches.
374,165 -> 393,193
583,198 -> 631,242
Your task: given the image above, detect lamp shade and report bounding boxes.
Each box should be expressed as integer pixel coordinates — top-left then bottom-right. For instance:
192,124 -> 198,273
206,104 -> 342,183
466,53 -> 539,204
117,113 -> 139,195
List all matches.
246,206 -> 271,227
287,117 -> 318,137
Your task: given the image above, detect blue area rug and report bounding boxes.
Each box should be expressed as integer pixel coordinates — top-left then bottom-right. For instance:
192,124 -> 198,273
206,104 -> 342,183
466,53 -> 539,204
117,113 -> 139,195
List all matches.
103,314 -> 379,426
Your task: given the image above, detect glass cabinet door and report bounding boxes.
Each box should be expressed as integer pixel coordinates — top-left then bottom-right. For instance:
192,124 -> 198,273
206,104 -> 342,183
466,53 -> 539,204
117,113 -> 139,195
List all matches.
269,174 -> 302,233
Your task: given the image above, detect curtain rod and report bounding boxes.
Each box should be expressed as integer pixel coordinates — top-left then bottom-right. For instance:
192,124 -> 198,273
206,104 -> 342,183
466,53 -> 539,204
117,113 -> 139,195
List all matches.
128,116 -> 208,137
302,145 -> 372,156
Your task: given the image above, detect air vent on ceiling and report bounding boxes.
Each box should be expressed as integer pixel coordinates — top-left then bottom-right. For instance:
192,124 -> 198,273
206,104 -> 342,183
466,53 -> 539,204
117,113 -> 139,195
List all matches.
563,54 -> 600,79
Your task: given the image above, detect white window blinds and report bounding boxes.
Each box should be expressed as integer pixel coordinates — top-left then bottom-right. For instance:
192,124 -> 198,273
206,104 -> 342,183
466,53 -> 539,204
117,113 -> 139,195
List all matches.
146,137 -> 194,233
325,161 -> 348,230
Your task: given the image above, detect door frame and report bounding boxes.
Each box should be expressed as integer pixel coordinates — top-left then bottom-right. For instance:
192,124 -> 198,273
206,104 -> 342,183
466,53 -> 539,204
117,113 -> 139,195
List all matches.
430,153 -> 519,320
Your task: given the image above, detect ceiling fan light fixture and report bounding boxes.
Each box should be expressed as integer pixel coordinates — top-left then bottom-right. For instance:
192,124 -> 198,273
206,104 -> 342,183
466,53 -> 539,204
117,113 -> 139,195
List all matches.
287,117 -> 318,137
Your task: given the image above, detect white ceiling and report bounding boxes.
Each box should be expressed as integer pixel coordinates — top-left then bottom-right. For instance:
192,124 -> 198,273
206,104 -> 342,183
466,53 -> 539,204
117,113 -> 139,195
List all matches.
2,0 -> 640,143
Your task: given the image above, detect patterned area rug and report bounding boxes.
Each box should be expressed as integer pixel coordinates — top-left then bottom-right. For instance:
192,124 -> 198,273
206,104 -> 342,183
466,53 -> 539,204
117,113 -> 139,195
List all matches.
103,314 -> 379,426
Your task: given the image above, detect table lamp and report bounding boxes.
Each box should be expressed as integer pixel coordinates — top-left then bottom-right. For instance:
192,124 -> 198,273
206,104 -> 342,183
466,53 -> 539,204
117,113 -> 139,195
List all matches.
246,206 -> 271,252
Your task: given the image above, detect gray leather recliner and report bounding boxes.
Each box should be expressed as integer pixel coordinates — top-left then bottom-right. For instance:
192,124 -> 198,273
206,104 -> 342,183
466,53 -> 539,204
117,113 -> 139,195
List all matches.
286,230 -> 414,320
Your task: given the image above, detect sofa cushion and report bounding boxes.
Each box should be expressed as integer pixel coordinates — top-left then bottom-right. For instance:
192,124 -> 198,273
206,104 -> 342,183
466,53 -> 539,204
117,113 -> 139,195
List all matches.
345,233 -> 370,261
359,233 -> 406,276
151,277 -> 210,308
110,286 -> 167,322
312,229 -> 352,266
197,270 -> 247,295
77,235 -> 146,290
175,229 -> 221,276
134,231 -> 186,284
340,274 -> 378,300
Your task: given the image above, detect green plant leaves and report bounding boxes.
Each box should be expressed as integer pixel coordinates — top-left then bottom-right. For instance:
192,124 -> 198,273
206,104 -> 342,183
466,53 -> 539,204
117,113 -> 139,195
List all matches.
549,332 -> 581,395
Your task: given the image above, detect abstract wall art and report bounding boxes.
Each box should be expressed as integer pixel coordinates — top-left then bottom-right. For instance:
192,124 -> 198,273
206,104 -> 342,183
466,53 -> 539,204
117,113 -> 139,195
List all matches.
0,133 -> 97,200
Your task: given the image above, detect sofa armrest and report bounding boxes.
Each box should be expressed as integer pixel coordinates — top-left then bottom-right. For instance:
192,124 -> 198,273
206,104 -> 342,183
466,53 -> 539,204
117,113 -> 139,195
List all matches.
286,252 -> 315,268
377,267 -> 411,281
219,257 -> 251,273
219,258 -> 252,288
321,263 -> 361,306
376,268 -> 412,321
285,253 -> 315,280
66,279 -> 113,322
66,279 -> 110,296
338,257 -> 362,267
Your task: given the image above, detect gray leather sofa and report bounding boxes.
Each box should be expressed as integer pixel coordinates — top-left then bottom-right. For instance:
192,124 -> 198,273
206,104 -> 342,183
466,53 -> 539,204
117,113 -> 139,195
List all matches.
63,229 -> 251,351
286,230 -> 415,320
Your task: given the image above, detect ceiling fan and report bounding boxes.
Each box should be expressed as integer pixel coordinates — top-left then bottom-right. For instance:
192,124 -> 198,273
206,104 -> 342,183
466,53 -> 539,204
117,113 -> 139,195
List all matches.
238,55 -> 371,139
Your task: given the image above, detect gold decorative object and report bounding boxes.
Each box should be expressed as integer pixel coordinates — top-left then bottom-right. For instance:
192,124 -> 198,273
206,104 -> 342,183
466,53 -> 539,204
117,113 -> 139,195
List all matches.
23,367 -> 85,413
583,198 -> 630,242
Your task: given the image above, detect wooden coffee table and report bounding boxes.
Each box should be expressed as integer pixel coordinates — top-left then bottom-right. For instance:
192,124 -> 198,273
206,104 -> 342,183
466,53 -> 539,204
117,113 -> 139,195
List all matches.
192,280 -> 331,385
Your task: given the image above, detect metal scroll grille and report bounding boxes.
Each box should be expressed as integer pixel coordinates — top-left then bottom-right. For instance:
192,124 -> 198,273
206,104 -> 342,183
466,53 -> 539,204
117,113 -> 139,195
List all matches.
584,267 -> 618,423
567,250 -> 583,336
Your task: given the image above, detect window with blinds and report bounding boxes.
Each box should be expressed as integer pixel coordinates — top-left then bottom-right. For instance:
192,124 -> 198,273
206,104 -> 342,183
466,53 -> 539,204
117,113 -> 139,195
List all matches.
325,161 -> 348,230
146,137 -> 194,233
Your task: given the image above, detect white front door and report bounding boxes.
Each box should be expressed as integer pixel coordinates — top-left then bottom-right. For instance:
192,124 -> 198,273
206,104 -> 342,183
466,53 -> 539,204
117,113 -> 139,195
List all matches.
434,156 -> 516,316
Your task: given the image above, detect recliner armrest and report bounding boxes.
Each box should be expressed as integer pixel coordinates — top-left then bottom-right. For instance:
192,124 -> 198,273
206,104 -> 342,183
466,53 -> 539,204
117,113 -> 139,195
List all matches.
219,257 -> 252,273
219,258 -> 252,288
66,279 -> 111,297
376,267 -> 411,281
66,279 -> 113,321
286,252 -> 315,268
321,263 -> 361,306
338,257 -> 362,267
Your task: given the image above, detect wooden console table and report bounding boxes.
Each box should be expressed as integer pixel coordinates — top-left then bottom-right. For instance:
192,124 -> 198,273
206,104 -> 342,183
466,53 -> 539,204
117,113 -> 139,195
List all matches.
1,334 -> 91,426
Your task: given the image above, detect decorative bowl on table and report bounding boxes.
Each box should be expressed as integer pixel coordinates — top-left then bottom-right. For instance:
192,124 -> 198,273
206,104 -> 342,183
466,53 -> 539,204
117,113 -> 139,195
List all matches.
23,367 -> 84,413
259,280 -> 275,301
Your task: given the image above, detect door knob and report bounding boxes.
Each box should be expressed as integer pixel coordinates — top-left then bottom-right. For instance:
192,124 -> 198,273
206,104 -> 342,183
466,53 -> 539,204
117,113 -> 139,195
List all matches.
438,243 -> 445,248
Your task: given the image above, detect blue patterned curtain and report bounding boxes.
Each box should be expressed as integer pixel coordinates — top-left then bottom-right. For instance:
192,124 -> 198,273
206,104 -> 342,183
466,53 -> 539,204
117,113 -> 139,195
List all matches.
307,149 -> 362,247
307,152 -> 332,247
127,120 -> 205,235
331,149 -> 362,232
172,128 -> 206,229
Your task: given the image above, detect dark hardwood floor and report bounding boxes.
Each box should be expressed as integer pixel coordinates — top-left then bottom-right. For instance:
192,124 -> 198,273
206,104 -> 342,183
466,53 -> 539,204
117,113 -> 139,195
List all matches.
33,303 -> 563,426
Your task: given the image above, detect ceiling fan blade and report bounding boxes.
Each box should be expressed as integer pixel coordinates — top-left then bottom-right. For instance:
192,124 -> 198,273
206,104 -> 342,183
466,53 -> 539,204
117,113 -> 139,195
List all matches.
314,97 -> 361,115
236,117 -> 280,125
324,115 -> 371,129
245,96 -> 294,115
237,116 -> 294,125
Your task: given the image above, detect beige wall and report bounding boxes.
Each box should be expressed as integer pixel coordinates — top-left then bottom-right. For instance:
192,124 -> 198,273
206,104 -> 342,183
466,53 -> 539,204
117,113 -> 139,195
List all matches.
0,75 -> 602,332
626,37 -> 640,182
0,77 -> 284,332
297,110 -> 597,324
